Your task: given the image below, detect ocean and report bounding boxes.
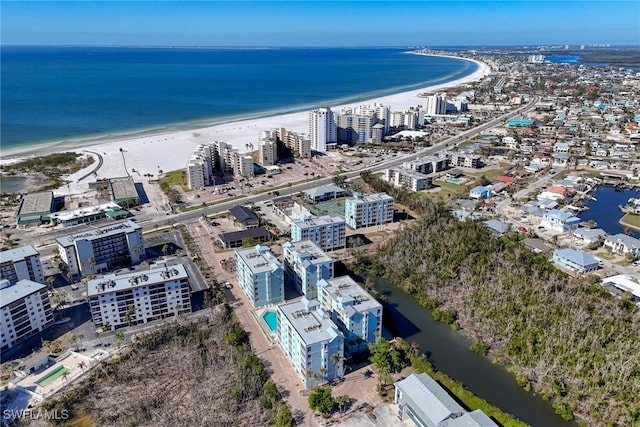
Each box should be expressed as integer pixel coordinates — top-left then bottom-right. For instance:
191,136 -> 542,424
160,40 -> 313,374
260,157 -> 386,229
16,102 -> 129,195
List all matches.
0,46 -> 476,152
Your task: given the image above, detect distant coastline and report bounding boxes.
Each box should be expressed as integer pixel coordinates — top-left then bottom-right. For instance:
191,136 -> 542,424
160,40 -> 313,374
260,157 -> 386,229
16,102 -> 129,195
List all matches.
0,47 -> 478,159
1,49 -> 490,197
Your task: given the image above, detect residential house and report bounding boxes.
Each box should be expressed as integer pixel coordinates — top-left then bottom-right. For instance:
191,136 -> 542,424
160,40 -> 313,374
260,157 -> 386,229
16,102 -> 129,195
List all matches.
552,248 -> 599,273
469,186 -> 492,199
541,209 -> 580,232
604,234 -> 640,257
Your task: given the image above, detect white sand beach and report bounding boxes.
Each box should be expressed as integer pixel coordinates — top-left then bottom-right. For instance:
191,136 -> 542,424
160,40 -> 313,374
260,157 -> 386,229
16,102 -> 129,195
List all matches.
2,55 -> 491,195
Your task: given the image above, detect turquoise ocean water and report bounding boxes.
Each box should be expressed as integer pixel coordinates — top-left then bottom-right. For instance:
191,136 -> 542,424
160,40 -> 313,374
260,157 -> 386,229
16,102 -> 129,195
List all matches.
1,47 -> 477,152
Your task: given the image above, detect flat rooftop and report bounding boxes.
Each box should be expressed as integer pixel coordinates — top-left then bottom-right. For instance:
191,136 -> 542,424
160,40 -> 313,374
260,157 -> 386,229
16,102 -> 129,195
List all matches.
109,177 -> 139,202
320,276 -> 382,313
47,202 -> 123,222
602,274 -> 640,299
291,214 -> 345,228
1,245 -> 39,263
347,192 -> 393,204
56,220 -> 141,246
278,299 -> 341,346
388,167 -> 431,179
236,245 -> 282,275
1,279 -> 47,308
87,263 -> 188,296
303,184 -> 345,198
283,240 -> 333,265
17,191 -> 54,216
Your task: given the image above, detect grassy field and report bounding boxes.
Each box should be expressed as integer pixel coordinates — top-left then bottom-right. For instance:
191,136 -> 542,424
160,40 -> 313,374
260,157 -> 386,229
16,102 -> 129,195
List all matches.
162,169 -> 187,186
595,251 -> 615,260
620,213 -> 640,230
467,168 -> 503,181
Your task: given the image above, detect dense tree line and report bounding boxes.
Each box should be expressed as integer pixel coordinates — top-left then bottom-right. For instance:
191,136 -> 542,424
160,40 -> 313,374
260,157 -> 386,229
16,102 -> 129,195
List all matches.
357,172 -> 639,426
39,307 -> 293,427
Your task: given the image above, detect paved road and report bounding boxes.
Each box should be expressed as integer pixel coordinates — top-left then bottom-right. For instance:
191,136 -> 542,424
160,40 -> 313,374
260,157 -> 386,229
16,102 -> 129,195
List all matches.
140,96 -> 540,229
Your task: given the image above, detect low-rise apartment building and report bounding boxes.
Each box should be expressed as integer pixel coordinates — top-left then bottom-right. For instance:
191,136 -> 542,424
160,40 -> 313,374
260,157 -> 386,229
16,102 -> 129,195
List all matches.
0,245 -> 44,285
291,215 -> 346,251
56,221 -> 145,278
235,245 -> 284,308
383,167 -> 432,191
318,276 -> 382,354
276,298 -> 344,388
344,193 -> 394,229
282,240 -> 334,299
87,262 -> 191,331
1,279 -> 54,351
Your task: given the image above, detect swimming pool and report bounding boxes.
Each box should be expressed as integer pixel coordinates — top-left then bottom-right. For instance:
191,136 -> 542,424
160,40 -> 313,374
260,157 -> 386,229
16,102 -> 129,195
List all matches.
36,365 -> 70,387
446,178 -> 463,184
262,311 -> 278,332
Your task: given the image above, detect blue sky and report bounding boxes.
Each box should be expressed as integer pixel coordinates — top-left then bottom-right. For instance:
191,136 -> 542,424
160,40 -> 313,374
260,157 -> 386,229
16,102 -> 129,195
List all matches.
2,1 -> 639,46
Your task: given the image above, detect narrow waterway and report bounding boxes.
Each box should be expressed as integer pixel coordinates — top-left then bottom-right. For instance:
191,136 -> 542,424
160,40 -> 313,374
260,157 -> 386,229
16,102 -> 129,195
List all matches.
579,186 -> 640,238
374,277 -> 575,427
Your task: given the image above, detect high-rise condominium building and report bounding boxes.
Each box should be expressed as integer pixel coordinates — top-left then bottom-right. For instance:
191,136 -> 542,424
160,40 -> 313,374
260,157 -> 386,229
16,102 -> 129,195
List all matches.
344,193 -> 394,229
277,297 -> 344,388
309,108 -> 337,152
282,240 -> 334,299
56,221 -> 145,278
87,262 -> 191,330
318,275 -> 382,354
290,215 -> 346,251
0,245 -> 44,285
235,245 -> 284,308
1,279 -> 54,351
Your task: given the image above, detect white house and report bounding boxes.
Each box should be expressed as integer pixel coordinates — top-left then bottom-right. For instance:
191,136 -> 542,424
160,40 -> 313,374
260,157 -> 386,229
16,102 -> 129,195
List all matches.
604,234 -> 640,257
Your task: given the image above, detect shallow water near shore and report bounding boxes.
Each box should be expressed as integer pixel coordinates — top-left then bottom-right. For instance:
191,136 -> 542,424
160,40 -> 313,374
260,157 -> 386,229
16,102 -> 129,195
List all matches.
1,46 -> 476,152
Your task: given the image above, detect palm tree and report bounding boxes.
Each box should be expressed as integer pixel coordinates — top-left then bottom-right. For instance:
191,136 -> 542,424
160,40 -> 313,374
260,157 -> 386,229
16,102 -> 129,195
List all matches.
78,361 -> 86,373
70,334 -> 78,351
46,276 -> 56,291
77,334 -> 85,351
115,332 -> 124,349
61,370 -> 70,384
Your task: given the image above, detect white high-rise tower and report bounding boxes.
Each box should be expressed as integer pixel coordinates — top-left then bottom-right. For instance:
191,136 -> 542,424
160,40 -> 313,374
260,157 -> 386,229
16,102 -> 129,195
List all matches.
309,108 -> 337,152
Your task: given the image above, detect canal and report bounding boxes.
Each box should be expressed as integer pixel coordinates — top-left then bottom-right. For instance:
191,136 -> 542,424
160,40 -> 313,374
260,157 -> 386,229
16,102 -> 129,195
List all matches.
374,277 -> 575,427
579,186 -> 640,238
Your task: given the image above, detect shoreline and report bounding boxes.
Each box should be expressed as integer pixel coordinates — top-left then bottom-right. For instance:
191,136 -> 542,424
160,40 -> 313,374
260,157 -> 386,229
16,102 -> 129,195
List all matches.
1,54 -> 491,195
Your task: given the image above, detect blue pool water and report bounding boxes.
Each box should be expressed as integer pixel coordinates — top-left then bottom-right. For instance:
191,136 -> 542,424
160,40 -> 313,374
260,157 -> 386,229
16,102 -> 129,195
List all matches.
262,311 -> 278,332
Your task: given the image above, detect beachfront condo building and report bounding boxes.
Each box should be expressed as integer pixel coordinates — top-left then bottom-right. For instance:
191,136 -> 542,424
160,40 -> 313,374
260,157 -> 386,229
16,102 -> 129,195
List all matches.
186,143 -> 214,189
390,107 -> 424,130
258,130 -> 278,166
336,103 -> 389,144
282,240 -> 334,299
87,262 -> 191,331
383,167 -> 433,191
309,108 -> 337,152
0,245 -> 44,285
344,193 -> 394,229
187,141 -> 256,189
276,297 -> 344,388
56,221 -> 145,278
318,276 -> 382,354
1,279 -> 54,351
275,127 -> 311,159
290,215 -> 346,252
423,93 -> 448,116
235,245 -> 284,308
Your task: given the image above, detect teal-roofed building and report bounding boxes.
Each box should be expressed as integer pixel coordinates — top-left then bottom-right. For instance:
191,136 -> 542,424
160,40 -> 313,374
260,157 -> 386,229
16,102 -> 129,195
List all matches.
507,116 -> 534,127
16,191 -> 54,226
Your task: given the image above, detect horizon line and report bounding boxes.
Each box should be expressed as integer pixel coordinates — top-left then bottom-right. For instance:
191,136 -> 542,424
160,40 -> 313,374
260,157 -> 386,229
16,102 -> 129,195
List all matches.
3,43 -> 640,49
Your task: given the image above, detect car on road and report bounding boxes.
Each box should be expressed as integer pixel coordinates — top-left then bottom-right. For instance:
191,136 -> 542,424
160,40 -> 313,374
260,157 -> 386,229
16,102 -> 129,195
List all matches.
71,284 -> 79,290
